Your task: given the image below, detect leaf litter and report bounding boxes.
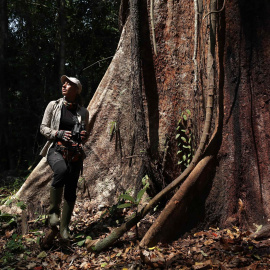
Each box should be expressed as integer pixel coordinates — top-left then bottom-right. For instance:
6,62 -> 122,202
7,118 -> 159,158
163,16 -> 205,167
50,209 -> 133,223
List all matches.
1,198 -> 270,269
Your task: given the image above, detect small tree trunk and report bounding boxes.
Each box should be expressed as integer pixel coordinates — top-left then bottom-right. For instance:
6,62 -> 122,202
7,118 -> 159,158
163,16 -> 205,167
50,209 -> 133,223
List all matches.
58,0 -> 66,77
0,0 -> 14,170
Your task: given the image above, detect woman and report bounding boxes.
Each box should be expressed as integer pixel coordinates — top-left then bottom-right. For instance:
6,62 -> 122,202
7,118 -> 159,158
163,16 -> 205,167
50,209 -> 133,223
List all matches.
40,75 -> 89,240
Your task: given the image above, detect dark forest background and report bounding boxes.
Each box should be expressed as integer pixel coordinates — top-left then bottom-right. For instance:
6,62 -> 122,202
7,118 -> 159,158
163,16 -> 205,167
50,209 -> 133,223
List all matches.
0,0 -> 120,175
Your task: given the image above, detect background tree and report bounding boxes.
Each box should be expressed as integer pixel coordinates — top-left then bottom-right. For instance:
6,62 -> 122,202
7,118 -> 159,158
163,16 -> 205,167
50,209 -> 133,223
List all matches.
58,0 -> 66,79
1,0 -> 120,174
0,0 -> 13,170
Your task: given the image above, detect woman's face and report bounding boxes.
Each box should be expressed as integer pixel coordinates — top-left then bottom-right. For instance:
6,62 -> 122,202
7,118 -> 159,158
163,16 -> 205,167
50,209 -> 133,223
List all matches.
62,79 -> 78,102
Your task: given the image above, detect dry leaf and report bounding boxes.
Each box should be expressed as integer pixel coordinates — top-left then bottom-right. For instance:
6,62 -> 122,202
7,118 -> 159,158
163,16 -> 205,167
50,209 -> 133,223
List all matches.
80,261 -> 91,269
5,230 -> 14,238
27,262 -> 37,269
192,259 -> 212,269
124,246 -> 131,254
204,239 -> 214,246
37,251 -> 47,259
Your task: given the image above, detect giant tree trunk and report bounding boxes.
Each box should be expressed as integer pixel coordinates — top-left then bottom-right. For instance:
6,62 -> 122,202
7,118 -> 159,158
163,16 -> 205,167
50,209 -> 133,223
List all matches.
10,0 -> 270,246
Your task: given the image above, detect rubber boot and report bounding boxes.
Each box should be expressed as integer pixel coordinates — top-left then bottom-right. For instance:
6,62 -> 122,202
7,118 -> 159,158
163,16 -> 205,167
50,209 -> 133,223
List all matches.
60,199 -> 75,240
49,186 -> 63,227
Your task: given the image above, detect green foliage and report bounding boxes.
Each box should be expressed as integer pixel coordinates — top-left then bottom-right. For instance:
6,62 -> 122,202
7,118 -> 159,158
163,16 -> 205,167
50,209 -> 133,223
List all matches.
0,182 -> 27,229
16,201 -> 26,210
0,251 -> 14,267
0,196 -> 26,230
0,234 -> 26,267
142,174 -> 149,187
0,212 -> 16,226
0,178 -> 25,201
109,121 -> 117,140
12,178 -> 25,192
176,109 -> 195,169
5,234 -> 25,252
31,214 -> 46,225
119,193 -> 135,203
75,234 -> 92,247
29,230 -> 45,245
117,202 -> 133,209
117,175 -> 150,209
1,195 -> 26,211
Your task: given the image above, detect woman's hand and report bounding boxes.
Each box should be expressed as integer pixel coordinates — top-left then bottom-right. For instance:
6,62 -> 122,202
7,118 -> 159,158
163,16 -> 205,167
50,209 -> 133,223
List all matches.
56,130 -> 72,141
80,130 -> 88,143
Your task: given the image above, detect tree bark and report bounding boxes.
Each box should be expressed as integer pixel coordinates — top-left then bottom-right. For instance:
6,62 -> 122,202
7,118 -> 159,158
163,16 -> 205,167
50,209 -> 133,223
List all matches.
205,0 -> 270,229
119,0 -> 129,31
130,0 -> 148,180
130,0 -> 162,196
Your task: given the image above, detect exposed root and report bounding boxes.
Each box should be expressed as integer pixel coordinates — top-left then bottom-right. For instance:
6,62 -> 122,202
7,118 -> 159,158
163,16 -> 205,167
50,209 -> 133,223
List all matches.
250,224 -> 270,240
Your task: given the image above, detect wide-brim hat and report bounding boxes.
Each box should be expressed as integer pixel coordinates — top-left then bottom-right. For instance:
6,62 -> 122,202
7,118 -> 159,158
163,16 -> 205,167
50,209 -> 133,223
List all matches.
61,75 -> 82,94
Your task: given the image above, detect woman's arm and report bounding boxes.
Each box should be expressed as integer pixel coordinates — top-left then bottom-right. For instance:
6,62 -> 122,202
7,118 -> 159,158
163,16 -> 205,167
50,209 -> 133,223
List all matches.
40,101 -> 58,140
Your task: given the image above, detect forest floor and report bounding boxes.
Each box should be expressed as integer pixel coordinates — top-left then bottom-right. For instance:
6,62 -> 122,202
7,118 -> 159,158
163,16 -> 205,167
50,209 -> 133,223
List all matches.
1,184 -> 270,269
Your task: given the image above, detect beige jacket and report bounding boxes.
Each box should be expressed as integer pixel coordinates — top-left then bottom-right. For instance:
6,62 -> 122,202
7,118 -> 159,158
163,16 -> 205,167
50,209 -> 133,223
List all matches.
40,98 -> 89,158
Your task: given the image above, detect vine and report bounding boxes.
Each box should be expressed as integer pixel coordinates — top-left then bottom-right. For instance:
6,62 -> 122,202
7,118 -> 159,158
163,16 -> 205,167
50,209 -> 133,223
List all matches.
150,0 -> 157,55
193,0 -> 199,94
176,109 -> 195,169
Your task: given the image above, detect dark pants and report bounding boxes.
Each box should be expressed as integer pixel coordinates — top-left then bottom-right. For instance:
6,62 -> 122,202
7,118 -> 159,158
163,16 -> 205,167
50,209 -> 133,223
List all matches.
47,147 -> 82,202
